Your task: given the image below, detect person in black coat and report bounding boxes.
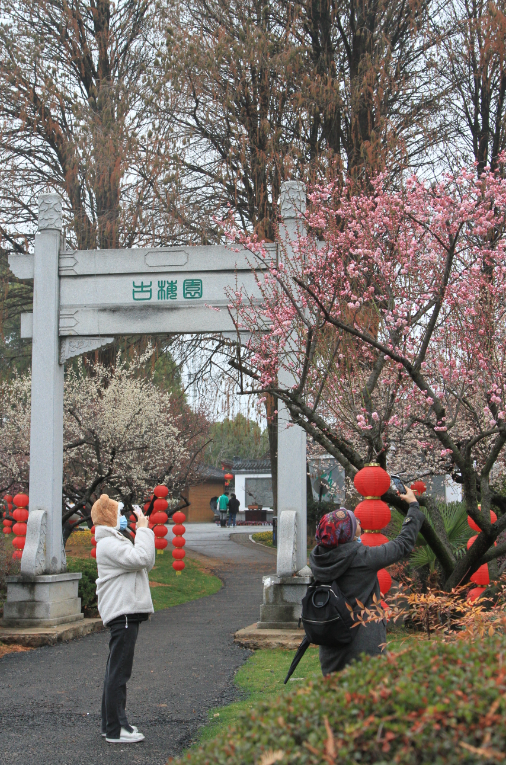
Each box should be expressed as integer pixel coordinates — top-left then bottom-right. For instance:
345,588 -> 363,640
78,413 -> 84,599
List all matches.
228,493 -> 240,527
309,485 -> 424,675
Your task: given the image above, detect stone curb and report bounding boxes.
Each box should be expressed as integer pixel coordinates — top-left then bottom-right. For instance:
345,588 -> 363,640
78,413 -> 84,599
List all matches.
234,622 -> 305,650
0,617 -> 104,648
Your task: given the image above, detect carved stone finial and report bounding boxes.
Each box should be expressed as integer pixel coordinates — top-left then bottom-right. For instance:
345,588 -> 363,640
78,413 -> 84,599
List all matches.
279,181 -> 306,220
38,194 -> 62,231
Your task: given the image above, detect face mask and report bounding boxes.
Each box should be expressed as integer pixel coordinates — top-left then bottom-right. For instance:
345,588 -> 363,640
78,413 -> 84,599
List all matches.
119,515 -> 128,531
356,536 -> 362,544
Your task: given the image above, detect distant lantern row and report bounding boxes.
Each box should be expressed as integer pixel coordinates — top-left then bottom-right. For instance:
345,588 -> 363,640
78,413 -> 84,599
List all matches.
2,493 -> 29,560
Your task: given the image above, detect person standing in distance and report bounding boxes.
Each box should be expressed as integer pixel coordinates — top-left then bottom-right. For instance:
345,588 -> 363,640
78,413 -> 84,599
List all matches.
92,494 -> 155,743
228,493 -> 240,527
217,490 -> 229,527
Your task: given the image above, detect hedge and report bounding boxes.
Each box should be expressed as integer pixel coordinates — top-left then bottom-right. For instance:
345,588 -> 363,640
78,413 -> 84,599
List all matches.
178,637 -> 506,765
66,557 -> 98,616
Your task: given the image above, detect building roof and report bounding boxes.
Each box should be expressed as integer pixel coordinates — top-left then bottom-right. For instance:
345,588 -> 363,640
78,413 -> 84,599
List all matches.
229,457 -> 272,474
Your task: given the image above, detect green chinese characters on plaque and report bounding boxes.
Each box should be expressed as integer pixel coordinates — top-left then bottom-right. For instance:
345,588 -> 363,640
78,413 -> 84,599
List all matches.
132,278 -> 203,301
183,279 -> 203,299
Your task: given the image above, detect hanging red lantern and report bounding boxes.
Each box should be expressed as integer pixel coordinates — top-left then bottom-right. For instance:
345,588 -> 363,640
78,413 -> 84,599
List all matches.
468,509 -> 497,532
90,524 -> 96,558
467,587 -> 486,602
410,480 -> 427,496
360,532 -> 389,547
224,473 -> 233,481
354,499 -> 391,530
377,568 -> 392,595
471,563 -> 489,586
150,511 -> 168,525
149,486 -> 169,553
91,547 -> 97,558
172,511 -> 186,524
354,465 -> 392,595
354,464 -> 390,497
172,548 -> 185,560
2,492 -> 13,534
171,511 -> 186,573
11,493 -> 28,560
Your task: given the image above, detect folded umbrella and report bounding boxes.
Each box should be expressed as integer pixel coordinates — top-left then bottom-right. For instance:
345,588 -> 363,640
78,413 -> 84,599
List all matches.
283,636 -> 310,684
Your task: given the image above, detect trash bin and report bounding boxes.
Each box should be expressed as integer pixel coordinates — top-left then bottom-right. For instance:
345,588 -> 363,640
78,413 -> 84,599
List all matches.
272,516 -> 277,547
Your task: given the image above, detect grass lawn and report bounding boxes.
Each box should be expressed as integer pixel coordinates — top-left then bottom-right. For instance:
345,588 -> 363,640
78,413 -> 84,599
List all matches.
148,551 -> 222,610
197,646 -> 322,745
194,624 -> 424,747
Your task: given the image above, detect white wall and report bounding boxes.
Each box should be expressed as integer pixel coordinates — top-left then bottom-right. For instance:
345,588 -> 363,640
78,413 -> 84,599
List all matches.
233,473 -> 273,518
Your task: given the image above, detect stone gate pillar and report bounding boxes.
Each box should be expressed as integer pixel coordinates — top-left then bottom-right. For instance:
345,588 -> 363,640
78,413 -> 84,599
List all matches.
2,194 -> 82,627
258,181 -> 312,629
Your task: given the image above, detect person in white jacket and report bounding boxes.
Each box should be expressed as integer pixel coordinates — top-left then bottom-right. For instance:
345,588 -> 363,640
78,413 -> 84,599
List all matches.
91,493 -> 155,744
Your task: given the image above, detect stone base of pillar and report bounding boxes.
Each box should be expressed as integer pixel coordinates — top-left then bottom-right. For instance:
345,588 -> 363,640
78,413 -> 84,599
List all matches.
258,572 -> 312,629
1,573 -> 84,628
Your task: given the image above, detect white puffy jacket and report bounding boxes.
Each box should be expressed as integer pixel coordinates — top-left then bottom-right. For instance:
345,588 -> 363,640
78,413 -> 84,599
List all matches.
95,525 -> 155,625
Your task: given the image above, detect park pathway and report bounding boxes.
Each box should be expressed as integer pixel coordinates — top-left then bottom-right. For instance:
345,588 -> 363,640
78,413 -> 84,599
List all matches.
0,526 -> 276,765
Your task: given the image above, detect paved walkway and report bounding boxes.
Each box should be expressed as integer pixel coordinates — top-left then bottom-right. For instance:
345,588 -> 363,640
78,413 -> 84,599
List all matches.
0,526 -> 277,765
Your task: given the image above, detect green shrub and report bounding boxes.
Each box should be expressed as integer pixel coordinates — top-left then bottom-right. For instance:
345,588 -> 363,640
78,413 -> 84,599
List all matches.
178,637 -> 506,765
66,557 -> 98,616
251,531 -> 274,547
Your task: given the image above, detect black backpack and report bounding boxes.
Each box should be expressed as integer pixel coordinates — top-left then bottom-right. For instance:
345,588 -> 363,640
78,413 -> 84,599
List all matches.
300,578 -> 356,646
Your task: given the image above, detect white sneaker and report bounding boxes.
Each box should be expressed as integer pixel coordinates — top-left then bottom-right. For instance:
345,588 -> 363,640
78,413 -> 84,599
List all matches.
106,727 -> 145,743
102,725 -> 138,738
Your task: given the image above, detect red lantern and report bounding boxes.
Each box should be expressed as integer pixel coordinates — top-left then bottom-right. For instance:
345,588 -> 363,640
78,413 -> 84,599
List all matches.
172,511 -> 186,573
155,537 -> 168,551
224,473 -> 233,481
90,524 -> 96,558
471,564 -> 489,586
354,499 -> 391,530
154,525 -> 168,538
150,511 -> 168,525
410,481 -> 426,496
3,526 -> 12,535
153,498 -> 169,512
91,537 -> 97,547
377,568 -> 392,595
468,510 -> 497,532
172,511 -> 186,524
91,547 -> 97,559
361,532 -> 389,547
467,587 -> 485,602
13,508 -> 29,522
4,494 -> 13,503
144,502 -> 151,512
12,550 -> 22,560
11,493 -> 28,561
354,464 -> 390,498
154,485 -> 169,498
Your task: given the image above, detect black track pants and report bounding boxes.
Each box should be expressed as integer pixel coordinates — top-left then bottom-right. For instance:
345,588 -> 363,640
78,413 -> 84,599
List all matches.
101,616 -> 139,738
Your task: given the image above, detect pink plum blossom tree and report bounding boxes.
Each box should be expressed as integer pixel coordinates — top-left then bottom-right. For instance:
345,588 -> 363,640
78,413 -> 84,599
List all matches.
226,158 -> 506,589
